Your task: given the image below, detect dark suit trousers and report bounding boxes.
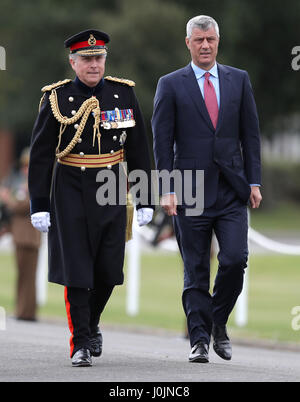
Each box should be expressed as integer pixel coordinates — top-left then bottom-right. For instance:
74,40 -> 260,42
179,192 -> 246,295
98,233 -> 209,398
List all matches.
174,175 -> 249,347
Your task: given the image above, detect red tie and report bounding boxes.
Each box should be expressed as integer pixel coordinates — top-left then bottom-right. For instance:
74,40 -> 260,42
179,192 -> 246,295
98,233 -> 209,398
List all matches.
204,72 -> 219,129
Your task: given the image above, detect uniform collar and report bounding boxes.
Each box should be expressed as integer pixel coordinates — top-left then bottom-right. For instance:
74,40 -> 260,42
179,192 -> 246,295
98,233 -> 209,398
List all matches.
191,61 -> 219,79
74,76 -> 104,96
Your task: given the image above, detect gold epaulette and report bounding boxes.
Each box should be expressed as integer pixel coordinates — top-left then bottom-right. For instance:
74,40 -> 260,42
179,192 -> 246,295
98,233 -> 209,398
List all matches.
104,76 -> 135,87
41,79 -> 72,93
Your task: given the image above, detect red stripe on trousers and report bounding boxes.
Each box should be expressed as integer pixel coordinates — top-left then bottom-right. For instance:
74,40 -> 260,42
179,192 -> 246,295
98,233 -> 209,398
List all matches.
64,287 -> 74,358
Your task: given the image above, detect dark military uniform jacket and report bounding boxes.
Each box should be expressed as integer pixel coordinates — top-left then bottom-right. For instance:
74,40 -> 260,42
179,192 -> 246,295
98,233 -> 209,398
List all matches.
29,76 -> 153,288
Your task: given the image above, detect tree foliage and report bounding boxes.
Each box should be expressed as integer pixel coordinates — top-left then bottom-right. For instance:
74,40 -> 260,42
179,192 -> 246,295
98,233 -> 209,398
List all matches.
0,0 -> 300,145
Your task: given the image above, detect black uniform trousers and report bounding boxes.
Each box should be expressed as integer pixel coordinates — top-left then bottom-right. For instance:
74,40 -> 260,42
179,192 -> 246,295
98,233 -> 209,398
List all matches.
174,174 -> 249,347
64,282 -> 114,357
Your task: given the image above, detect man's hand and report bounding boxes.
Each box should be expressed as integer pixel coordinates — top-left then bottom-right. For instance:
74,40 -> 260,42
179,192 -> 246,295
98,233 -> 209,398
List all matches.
137,208 -> 153,226
249,186 -> 262,209
31,212 -> 51,232
160,193 -> 178,216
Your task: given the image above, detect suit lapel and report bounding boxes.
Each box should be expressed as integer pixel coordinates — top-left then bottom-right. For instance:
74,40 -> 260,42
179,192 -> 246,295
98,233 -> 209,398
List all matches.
216,63 -> 232,132
181,64 -> 215,131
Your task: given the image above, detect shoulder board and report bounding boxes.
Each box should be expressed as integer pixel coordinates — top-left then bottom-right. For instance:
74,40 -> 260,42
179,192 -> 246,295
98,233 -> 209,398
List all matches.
104,76 -> 135,87
41,79 -> 72,93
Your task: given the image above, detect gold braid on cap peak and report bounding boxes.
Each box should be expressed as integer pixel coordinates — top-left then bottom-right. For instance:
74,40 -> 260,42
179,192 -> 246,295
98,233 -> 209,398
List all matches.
104,76 -> 135,87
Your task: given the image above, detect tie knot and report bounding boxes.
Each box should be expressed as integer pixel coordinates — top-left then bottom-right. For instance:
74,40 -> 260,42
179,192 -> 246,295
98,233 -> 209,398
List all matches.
205,72 -> 210,80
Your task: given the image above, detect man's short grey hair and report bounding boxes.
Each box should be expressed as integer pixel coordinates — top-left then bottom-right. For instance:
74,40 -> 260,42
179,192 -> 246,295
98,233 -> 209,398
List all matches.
186,15 -> 220,38
69,53 -> 77,61
68,53 -> 107,61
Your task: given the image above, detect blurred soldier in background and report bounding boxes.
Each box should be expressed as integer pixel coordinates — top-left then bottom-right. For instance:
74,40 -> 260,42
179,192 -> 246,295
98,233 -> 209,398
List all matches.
0,147 -> 41,321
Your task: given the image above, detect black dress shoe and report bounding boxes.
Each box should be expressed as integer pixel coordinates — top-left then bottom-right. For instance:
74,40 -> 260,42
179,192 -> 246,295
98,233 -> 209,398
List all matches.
212,324 -> 232,360
189,342 -> 209,363
72,348 -> 92,367
90,328 -> 103,357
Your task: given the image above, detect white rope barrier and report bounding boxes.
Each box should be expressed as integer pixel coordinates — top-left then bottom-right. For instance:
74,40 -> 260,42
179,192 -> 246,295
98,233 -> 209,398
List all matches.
136,224 -> 300,255
27,211 -> 300,321
36,232 -> 48,306
236,211 -> 300,326
126,211 -> 141,316
2,209 -> 299,326
131,215 -> 300,327
248,227 -> 300,255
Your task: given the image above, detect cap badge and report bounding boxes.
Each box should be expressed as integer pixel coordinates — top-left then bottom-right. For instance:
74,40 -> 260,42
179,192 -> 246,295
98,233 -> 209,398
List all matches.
88,34 -> 97,46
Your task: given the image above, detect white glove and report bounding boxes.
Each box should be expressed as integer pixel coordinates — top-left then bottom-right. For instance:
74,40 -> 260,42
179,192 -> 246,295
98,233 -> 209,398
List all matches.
31,212 -> 51,233
137,208 -> 153,227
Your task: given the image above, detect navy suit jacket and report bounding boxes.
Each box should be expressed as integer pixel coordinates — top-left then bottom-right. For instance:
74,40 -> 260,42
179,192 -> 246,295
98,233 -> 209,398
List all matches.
151,63 -> 261,209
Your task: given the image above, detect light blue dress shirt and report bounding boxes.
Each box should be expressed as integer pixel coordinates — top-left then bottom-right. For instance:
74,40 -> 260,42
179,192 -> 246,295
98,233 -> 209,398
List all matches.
191,61 -> 220,108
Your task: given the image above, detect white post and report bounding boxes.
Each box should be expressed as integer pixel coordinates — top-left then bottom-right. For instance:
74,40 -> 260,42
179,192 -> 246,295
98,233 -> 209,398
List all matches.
0,46 -> 6,70
235,265 -> 249,327
235,208 -> 250,327
36,232 -> 48,306
126,212 -> 141,316
0,306 -> 6,331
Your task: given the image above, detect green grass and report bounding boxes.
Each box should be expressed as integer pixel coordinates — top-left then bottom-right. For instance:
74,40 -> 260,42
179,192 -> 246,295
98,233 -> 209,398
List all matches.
1,250 -> 300,345
237,255 -> 300,343
250,202 -> 300,232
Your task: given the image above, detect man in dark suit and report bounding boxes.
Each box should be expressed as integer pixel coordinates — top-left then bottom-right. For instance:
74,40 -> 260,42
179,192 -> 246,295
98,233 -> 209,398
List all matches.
29,29 -> 154,366
152,15 -> 262,363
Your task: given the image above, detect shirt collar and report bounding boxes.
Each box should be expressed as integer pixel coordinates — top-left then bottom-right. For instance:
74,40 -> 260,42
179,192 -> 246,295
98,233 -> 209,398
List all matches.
191,61 -> 218,79
74,76 -> 104,96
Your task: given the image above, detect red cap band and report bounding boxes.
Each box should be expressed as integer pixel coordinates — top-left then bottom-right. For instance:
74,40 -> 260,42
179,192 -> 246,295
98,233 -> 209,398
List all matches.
70,40 -> 106,51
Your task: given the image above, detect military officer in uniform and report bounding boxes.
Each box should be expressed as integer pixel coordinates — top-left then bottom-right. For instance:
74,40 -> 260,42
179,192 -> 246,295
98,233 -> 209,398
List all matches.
29,29 -> 154,367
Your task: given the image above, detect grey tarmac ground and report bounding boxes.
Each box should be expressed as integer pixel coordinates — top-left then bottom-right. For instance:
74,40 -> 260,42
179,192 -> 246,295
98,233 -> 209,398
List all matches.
0,317 -> 300,383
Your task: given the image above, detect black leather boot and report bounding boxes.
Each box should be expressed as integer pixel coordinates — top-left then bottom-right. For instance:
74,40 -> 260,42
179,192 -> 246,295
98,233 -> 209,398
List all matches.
72,348 -> 92,367
90,328 -> 103,357
212,324 -> 232,360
